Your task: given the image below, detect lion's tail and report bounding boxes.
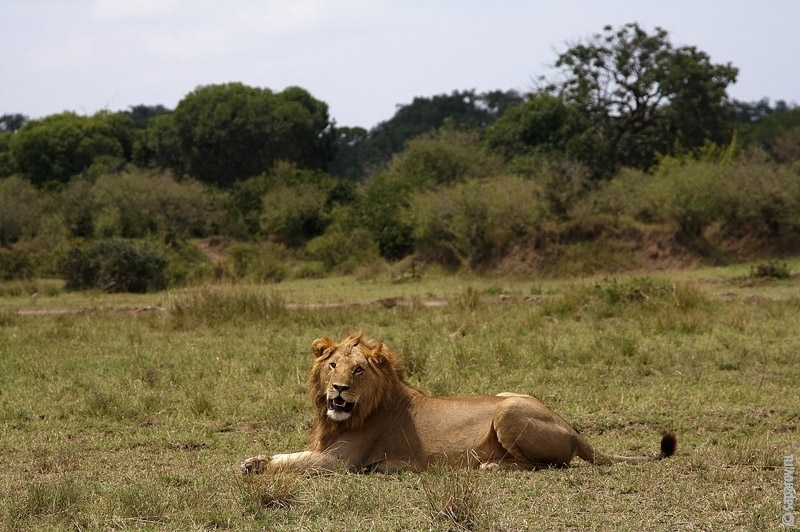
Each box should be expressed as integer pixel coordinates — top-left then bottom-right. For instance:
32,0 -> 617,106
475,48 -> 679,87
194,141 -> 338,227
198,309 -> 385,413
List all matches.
577,432 -> 677,466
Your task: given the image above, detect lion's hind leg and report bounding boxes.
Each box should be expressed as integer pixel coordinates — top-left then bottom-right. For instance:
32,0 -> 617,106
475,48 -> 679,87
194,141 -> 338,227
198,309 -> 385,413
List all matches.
491,396 -> 582,469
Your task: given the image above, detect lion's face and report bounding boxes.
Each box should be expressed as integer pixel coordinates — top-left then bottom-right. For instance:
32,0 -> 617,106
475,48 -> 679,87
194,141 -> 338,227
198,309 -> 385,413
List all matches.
311,334 -> 387,422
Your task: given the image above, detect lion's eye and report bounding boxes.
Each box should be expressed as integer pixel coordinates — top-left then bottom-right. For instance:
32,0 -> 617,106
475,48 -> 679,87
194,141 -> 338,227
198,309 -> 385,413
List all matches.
329,362 -> 336,369
353,366 -> 364,375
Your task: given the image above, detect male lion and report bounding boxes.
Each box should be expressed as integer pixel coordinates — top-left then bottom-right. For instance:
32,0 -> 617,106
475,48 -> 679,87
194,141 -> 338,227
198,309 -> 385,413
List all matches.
241,332 -> 676,474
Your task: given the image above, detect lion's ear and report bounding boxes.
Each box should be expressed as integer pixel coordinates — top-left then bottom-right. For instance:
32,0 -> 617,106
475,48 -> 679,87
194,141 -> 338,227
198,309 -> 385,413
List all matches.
312,337 -> 335,359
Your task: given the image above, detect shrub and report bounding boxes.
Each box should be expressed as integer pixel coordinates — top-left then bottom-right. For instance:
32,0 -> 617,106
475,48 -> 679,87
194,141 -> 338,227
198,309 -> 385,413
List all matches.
0,175 -> 42,246
222,242 -> 288,282
719,158 -> 800,237
92,170 -> 218,240
0,248 -> 33,280
387,128 -> 504,188
306,228 -> 380,272
409,175 -> 543,269
260,183 -> 329,247
60,238 -> 168,293
748,260 -> 791,280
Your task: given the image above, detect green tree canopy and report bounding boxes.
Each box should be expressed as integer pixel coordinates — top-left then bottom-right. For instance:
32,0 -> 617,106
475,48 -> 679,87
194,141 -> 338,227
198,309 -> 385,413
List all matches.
127,104 -> 172,129
0,113 -> 28,133
10,111 -> 136,186
549,22 -> 739,172
484,94 -> 591,160
333,89 -> 523,179
142,83 -> 336,187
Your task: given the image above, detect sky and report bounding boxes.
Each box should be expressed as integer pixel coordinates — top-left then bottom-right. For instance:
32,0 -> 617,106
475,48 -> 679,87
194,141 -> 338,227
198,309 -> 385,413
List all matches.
2,0 -> 798,130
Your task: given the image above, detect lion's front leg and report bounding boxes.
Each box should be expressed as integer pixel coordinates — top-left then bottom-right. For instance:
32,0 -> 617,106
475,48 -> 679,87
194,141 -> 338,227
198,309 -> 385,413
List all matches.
240,451 -> 337,475
240,454 -> 271,474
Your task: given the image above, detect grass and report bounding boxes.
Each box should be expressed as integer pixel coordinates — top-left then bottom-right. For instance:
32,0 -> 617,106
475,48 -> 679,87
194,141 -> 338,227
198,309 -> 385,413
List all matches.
0,266 -> 798,530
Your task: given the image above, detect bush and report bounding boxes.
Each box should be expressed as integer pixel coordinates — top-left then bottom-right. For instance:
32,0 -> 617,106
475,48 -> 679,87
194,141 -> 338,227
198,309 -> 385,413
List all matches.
387,128 -> 504,188
306,228 -> 380,272
92,170 -> 219,240
60,239 -> 168,293
748,260 -> 791,280
0,176 -> 42,246
409,175 -> 543,269
260,183 -> 328,247
0,248 -> 33,280
221,242 -> 288,282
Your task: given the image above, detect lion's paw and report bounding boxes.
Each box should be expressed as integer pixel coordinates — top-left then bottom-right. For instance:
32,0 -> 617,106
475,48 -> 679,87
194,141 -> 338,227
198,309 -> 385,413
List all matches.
240,454 -> 270,475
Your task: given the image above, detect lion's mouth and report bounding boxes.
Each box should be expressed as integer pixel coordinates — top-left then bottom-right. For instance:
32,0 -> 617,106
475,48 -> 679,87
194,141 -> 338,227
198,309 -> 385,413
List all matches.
328,396 -> 355,414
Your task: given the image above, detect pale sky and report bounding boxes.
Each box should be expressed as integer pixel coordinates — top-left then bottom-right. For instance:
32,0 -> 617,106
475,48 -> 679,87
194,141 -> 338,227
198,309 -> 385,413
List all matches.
2,0 -> 798,129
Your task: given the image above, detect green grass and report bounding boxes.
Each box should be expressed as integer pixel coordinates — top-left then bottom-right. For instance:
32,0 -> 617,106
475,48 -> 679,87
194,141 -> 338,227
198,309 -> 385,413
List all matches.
0,267 -> 797,530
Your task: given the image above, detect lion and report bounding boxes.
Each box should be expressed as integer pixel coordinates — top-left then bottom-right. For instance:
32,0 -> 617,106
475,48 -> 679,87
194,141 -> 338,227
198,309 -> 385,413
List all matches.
240,332 -> 676,474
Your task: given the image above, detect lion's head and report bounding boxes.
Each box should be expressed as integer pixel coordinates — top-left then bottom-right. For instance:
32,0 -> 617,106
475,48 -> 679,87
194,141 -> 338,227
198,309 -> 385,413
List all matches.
308,332 -> 410,433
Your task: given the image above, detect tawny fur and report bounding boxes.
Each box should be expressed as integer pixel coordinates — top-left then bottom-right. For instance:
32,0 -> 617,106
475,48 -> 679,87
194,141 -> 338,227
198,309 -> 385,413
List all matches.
241,332 -> 676,474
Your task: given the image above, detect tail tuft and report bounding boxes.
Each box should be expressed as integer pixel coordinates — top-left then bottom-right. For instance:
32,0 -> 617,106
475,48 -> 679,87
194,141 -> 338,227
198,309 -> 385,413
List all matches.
659,432 -> 677,459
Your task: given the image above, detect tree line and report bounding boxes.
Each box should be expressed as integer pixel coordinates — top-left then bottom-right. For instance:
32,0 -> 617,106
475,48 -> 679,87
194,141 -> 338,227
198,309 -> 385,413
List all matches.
1,23 -> 799,290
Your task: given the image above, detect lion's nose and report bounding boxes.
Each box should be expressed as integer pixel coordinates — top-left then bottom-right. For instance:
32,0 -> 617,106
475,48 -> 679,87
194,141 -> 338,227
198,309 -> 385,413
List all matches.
332,383 -> 350,393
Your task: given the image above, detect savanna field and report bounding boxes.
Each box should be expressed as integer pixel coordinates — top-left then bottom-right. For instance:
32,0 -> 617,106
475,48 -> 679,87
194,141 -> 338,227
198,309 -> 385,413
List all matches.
0,264 -> 798,531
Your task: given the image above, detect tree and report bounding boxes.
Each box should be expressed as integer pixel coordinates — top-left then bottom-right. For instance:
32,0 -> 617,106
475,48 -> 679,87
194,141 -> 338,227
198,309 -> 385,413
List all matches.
484,94 -> 590,160
332,89 -> 523,179
0,132 -> 16,178
127,104 -> 171,129
0,113 -> 28,133
740,106 -> 800,155
730,98 -> 790,124
151,83 -> 336,187
549,23 -> 738,171
10,111 -> 136,185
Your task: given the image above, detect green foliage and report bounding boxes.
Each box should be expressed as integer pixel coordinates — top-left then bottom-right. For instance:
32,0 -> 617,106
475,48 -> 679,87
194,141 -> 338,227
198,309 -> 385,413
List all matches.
550,23 -> 738,171
510,155 -> 594,219
220,242 -> 289,283
162,239 -> 213,287
386,128 -> 505,188
716,155 -> 800,237
92,170 -> 218,240
60,238 -> 168,293
10,111 -> 135,185
339,90 -> 523,178
57,177 -> 97,238
410,175 -> 543,269
586,149 -> 800,264
126,104 -> 171,129
154,83 -> 336,187
656,160 -> 726,238
740,106 -> 800,153
0,248 -> 33,280
0,175 -> 42,246
484,94 -> 592,164
260,183 -> 329,247
0,112 -> 28,133
0,132 -> 16,177
226,174 -> 274,236
132,112 -> 183,170
748,260 -> 791,280
355,128 -> 506,262
769,127 -> 800,163
306,227 -> 381,272
355,176 -> 417,261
